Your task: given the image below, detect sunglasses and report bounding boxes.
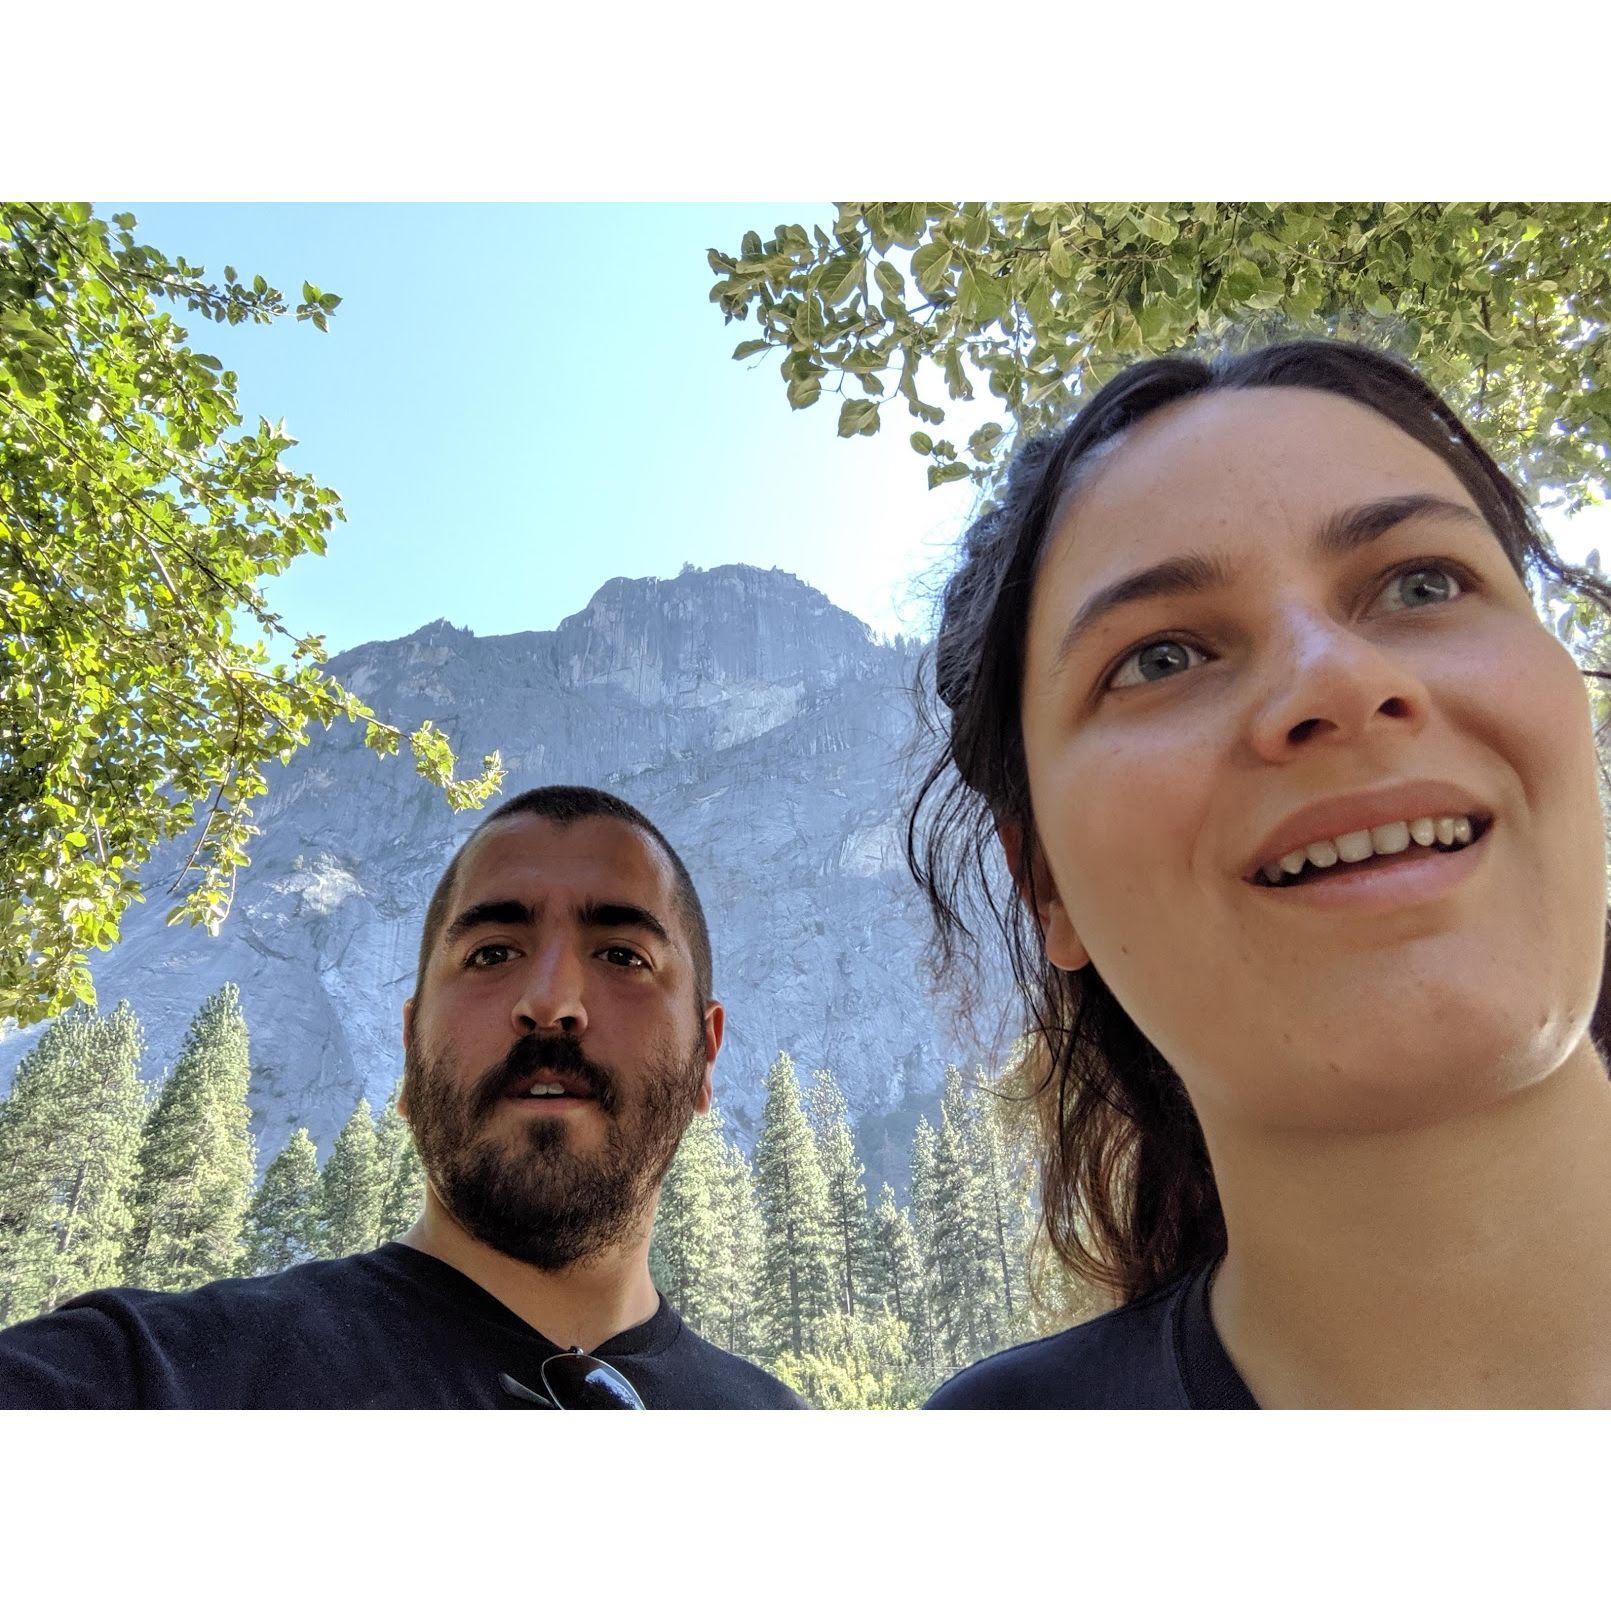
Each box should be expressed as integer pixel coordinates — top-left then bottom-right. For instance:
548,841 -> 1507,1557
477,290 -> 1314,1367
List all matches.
499,1347 -> 645,1410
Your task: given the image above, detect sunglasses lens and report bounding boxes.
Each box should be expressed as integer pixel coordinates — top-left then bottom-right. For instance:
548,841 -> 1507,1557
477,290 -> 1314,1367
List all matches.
541,1352 -> 644,1410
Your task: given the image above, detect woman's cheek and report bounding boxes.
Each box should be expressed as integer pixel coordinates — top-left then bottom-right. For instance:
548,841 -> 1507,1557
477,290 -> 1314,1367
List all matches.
1051,721 -> 1215,953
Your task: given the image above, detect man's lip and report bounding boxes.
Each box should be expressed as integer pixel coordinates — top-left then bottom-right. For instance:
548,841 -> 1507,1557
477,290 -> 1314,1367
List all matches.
1241,779 -> 1494,881
499,1072 -> 597,1102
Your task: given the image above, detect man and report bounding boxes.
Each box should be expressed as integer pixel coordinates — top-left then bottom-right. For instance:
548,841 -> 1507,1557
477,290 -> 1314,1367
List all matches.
0,785 -> 802,1408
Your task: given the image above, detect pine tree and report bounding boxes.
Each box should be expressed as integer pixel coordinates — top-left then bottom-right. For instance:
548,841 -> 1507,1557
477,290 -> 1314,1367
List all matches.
870,1184 -> 922,1331
239,1128 -> 322,1275
928,1068 -> 997,1365
124,984 -> 257,1291
0,1004 -> 148,1323
905,1112 -> 941,1370
909,1114 -> 939,1254
374,1081 -> 425,1242
319,1097 -> 385,1257
753,1050 -> 835,1359
649,1104 -> 724,1329
805,1066 -> 876,1318
970,1074 -> 1034,1341
709,1136 -> 765,1360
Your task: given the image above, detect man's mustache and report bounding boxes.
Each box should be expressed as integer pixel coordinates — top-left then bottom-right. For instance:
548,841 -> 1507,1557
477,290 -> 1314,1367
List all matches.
470,1035 -> 618,1118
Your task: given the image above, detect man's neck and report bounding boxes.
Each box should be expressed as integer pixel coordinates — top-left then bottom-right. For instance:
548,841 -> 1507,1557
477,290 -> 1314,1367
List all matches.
397,1193 -> 661,1353
1205,1037 -> 1611,1408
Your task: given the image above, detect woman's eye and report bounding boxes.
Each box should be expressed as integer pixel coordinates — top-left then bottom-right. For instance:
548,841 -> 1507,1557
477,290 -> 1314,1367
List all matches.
466,943 -> 517,969
1374,564 -> 1463,614
600,945 -> 648,970
1107,638 -> 1207,691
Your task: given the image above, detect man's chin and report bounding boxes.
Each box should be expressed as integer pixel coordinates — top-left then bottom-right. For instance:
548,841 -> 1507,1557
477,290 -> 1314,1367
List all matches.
435,1136 -> 648,1272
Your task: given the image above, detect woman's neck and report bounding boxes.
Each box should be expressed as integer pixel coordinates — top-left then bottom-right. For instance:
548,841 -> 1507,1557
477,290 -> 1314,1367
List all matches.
1205,1036 -> 1611,1407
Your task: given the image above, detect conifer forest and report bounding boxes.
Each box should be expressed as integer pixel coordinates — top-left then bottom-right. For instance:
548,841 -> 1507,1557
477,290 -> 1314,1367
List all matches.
0,986 -> 1099,1406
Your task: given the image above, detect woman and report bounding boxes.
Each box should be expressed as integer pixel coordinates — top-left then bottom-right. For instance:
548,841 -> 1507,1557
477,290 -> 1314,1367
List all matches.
914,339 -> 1611,1408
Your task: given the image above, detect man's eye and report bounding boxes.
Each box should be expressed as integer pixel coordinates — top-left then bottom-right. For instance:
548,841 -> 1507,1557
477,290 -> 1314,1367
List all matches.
1107,637 -> 1208,691
600,945 -> 648,970
1373,563 -> 1464,614
466,943 -> 518,969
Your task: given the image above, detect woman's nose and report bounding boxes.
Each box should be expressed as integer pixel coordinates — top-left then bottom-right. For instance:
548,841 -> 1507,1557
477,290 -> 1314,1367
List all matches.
1244,609 -> 1430,763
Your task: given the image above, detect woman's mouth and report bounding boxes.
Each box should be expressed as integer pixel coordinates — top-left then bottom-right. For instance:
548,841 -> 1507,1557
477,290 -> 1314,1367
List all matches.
1251,814 -> 1491,889
1247,815 -> 1494,910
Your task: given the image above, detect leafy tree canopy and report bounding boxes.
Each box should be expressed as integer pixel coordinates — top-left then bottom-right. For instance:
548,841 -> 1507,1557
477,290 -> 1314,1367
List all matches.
710,202 -> 1611,505
1,202 -> 503,1027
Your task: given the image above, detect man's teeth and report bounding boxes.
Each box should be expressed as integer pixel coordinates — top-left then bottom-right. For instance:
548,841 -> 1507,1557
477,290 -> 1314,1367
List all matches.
526,1081 -> 568,1097
1259,816 -> 1476,885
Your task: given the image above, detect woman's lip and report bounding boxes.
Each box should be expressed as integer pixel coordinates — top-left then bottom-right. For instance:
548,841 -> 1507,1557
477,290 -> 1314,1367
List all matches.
1246,827 -> 1491,911
1241,780 -> 1493,879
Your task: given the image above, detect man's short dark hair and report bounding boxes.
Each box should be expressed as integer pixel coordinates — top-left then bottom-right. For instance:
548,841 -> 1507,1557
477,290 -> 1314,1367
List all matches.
413,785 -> 713,1008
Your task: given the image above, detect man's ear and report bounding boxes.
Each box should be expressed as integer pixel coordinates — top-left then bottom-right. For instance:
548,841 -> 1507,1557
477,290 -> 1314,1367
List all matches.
996,819 -> 1090,972
695,1000 -> 724,1115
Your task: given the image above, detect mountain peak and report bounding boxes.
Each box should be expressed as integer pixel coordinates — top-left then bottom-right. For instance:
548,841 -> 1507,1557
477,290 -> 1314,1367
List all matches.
554,563 -> 879,698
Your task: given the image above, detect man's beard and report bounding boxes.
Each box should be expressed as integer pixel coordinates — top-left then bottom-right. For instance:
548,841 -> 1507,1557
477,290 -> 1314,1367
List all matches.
402,1026 -> 705,1273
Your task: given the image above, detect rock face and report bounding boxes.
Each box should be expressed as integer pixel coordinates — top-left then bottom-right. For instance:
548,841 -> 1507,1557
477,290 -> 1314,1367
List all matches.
2,565 -> 987,1185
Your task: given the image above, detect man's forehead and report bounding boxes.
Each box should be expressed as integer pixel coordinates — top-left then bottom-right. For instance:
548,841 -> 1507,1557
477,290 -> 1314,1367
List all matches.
453,813 -> 677,905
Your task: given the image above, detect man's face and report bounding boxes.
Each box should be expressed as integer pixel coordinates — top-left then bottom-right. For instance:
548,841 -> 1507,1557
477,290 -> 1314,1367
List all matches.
401,814 -> 721,1270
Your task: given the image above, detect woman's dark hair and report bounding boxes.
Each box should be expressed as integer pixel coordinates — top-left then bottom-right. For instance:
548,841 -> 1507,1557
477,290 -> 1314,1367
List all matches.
907,337 -> 1611,1307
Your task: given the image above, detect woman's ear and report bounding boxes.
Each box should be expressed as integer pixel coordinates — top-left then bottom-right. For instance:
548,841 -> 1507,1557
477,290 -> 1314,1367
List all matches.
996,819 -> 1090,972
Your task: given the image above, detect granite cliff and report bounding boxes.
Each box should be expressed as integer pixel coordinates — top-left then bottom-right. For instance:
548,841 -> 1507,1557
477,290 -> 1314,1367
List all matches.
2,565 -> 985,1185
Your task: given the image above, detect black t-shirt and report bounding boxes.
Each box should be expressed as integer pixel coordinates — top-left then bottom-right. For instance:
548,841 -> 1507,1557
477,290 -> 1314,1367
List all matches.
0,1242 -> 803,1409
925,1261 -> 1258,1409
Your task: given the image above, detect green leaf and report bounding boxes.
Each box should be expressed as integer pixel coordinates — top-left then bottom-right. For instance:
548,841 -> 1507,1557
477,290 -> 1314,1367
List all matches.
927,462 -> 971,489
787,373 -> 822,409
968,422 -> 1005,459
911,241 -> 954,297
909,431 -> 933,454
732,338 -> 770,360
837,398 -> 880,437
819,253 -> 865,307
1220,259 -> 1263,303
1134,208 -> 1178,244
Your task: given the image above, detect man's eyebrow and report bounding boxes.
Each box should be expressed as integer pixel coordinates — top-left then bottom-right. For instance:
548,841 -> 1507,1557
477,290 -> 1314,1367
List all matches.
1053,493 -> 1487,671
443,899 -> 535,945
578,900 -> 671,946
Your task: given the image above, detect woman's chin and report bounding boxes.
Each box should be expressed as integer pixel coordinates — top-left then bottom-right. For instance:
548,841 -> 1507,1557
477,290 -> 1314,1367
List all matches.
1196,996 -> 1592,1136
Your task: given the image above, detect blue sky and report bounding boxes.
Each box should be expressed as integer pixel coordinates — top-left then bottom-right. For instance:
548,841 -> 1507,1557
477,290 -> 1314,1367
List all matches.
110,203 -> 987,655
111,204 -> 1611,658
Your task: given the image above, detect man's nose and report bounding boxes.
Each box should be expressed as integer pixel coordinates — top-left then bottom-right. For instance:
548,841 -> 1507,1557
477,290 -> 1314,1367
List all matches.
1243,607 -> 1431,763
509,945 -> 588,1038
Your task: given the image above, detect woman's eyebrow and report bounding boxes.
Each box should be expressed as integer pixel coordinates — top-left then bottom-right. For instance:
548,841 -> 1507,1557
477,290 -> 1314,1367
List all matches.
1052,493 -> 1486,671
1312,493 -> 1486,558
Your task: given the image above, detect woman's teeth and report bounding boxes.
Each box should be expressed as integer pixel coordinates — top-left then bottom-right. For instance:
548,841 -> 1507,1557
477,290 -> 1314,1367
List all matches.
1259,816 -> 1475,885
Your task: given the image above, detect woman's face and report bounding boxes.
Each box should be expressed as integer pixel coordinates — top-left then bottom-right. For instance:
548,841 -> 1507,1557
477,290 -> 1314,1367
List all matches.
1019,386 -> 1607,1133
